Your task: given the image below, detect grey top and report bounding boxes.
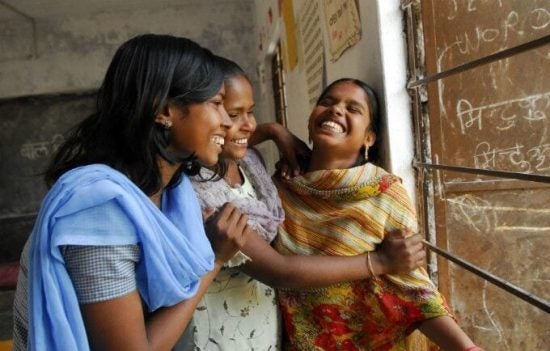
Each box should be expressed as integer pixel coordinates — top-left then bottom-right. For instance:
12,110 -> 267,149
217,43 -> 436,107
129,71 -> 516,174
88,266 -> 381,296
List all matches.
12,213 -> 140,351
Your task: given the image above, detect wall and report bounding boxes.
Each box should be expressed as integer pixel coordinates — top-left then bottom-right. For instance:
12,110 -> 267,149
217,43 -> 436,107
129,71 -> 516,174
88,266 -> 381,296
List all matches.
417,1 -> 550,348
0,1 -> 256,98
0,0 -> 257,263
251,0 -> 416,199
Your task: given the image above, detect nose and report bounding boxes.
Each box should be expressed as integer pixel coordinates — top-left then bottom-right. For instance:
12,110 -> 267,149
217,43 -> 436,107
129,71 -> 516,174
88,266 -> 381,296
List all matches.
220,105 -> 233,129
329,102 -> 345,116
241,114 -> 255,131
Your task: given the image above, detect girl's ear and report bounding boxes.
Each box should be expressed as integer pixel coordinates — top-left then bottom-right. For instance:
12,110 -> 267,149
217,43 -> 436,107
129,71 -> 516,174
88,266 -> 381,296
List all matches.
364,129 -> 376,148
155,102 -> 174,126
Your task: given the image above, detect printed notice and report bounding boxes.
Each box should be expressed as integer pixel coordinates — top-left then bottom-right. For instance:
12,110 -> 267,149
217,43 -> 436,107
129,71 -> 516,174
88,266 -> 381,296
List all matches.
299,0 -> 325,109
324,0 -> 361,62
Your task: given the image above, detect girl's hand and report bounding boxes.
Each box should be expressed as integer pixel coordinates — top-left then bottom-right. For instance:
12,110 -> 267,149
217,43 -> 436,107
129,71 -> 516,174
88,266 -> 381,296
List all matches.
251,123 -> 311,178
273,129 -> 311,178
203,203 -> 250,264
371,229 -> 426,275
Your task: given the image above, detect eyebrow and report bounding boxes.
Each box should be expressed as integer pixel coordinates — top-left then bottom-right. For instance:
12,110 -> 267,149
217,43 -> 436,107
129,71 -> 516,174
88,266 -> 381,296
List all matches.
228,104 -> 255,111
322,95 -> 366,110
348,101 -> 365,110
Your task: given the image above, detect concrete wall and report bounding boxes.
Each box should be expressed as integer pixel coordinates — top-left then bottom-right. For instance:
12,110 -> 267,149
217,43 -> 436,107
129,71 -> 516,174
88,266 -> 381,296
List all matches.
251,0 -> 416,200
0,1 -> 256,98
0,0 -> 257,260
0,2 -> 258,341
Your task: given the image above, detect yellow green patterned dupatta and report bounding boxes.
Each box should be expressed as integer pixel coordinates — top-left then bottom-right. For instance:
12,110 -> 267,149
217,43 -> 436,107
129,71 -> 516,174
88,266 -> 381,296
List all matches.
275,163 -> 417,255
273,163 -> 451,350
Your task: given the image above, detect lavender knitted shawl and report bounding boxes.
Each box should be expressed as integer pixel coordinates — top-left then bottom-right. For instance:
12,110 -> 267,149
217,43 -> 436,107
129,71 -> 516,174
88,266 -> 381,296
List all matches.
191,149 -> 284,243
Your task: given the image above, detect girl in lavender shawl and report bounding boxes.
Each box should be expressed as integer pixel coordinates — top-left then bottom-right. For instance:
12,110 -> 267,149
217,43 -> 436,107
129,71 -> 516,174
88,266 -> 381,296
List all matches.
185,57 -> 426,351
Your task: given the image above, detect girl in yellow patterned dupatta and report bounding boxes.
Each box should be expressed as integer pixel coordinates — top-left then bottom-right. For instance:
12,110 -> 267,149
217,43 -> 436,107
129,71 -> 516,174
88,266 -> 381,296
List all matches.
273,79 -> 482,351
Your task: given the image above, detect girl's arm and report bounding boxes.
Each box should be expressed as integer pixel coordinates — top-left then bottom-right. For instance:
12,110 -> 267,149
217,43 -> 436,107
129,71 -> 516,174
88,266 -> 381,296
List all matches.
80,202 -> 250,351
249,122 -> 311,178
418,316 -> 478,351
80,263 -> 224,351
239,228 -> 425,289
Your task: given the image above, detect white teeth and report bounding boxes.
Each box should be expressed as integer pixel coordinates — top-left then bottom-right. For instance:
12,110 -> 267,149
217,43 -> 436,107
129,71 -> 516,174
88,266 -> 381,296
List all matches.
321,121 -> 344,133
212,136 -> 225,146
232,138 -> 248,145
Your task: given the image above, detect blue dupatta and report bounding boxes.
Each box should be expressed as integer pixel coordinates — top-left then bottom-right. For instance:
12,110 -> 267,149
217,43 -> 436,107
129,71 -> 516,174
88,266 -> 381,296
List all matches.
27,164 -> 214,350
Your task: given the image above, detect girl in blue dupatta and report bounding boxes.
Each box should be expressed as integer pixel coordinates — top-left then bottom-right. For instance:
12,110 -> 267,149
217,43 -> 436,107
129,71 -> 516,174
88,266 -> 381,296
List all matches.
12,34 -> 250,351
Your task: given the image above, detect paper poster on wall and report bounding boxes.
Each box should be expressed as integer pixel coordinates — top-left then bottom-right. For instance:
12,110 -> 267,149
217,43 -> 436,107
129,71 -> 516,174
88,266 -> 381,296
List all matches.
323,0 -> 361,62
281,0 -> 298,72
299,0 -> 326,110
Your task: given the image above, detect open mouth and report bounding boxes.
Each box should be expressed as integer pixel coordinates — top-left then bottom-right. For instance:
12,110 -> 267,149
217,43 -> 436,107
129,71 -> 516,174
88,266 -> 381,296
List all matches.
231,138 -> 248,146
320,120 -> 344,133
211,135 -> 225,146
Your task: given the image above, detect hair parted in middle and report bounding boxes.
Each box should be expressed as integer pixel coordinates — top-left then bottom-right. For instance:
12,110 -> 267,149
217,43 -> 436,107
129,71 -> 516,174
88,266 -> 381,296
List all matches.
315,78 -> 381,165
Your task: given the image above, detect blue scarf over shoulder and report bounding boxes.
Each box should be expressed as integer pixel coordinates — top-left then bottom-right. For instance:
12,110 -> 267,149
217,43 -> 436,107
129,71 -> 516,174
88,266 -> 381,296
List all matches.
27,164 -> 214,350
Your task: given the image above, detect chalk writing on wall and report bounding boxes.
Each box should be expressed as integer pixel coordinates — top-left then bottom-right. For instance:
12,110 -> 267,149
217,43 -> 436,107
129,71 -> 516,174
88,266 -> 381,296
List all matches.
19,134 -> 65,161
0,92 -> 95,217
425,0 -> 550,183
420,1 -> 550,348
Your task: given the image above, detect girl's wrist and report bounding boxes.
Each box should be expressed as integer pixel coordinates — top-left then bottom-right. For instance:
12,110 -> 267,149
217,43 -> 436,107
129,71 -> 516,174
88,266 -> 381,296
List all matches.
268,122 -> 282,142
366,251 -> 377,277
213,259 -> 226,269
369,251 -> 385,276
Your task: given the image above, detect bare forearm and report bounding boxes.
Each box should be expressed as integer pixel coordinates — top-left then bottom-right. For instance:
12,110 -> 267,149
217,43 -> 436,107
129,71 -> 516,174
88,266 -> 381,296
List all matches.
418,316 -> 475,351
145,262 -> 223,350
238,234 -> 373,288
82,265 -> 222,351
248,122 -> 278,147
245,253 -> 372,288
238,228 -> 423,290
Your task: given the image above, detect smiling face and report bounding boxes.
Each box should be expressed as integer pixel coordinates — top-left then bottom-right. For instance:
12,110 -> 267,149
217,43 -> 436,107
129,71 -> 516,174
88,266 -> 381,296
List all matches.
308,81 -> 376,170
222,75 -> 256,161
158,85 -> 232,167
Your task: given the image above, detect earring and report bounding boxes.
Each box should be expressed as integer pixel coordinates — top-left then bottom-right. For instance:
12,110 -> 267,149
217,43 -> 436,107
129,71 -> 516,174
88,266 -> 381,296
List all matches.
364,145 -> 369,160
163,120 -> 172,129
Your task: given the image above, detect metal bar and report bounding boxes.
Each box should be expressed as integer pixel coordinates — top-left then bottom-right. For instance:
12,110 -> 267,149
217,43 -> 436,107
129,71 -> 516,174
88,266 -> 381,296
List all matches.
414,162 -> 550,184
408,35 -> 550,89
422,240 -> 550,313
400,0 -> 416,9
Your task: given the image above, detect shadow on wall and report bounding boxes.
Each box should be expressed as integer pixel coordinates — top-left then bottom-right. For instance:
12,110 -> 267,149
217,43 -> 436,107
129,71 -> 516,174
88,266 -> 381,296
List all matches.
0,92 -> 97,263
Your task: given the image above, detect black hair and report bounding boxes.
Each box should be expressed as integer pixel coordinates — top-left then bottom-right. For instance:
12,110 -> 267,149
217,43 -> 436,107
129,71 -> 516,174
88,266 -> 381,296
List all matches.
45,34 -> 224,195
216,55 -> 247,81
316,78 -> 381,165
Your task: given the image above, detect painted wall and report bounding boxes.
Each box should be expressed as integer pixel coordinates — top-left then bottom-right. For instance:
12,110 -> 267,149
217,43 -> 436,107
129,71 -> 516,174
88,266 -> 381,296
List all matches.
0,0 -> 257,260
0,2 -> 258,341
0,0 -> 256,98
251,0 -> 416,200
